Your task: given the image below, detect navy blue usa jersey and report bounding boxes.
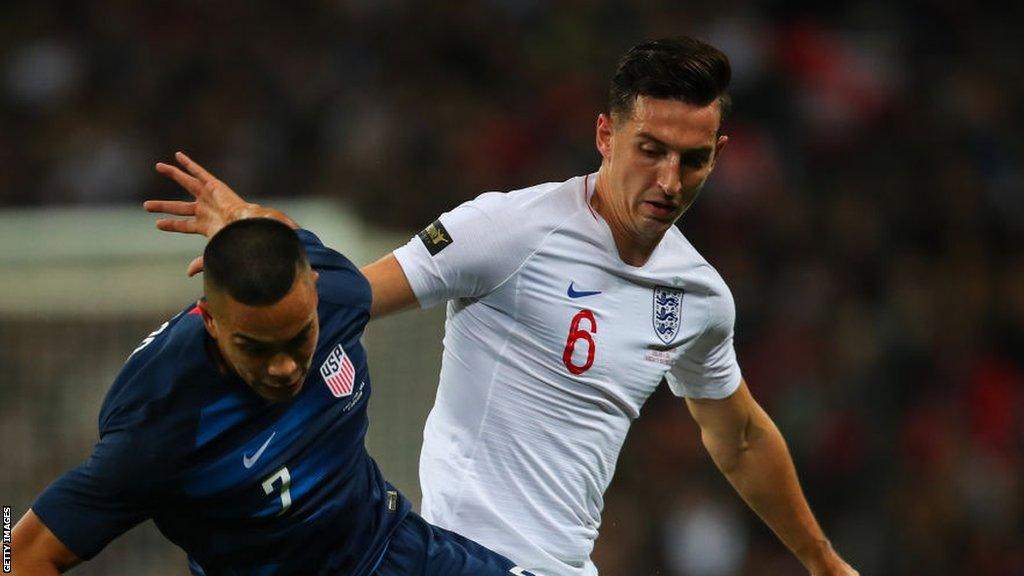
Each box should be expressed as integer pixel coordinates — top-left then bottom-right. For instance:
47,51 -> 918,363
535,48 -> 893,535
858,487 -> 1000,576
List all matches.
32,229 -> 410,575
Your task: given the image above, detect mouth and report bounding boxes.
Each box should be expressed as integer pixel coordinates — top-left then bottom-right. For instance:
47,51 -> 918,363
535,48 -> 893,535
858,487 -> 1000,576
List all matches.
265,374 -> 305,396
642,200 -> 678,220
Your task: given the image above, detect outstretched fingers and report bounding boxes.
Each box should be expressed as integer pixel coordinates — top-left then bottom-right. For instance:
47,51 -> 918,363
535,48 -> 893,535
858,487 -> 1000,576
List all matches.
155,218 -> 200,235
143,200 -> 196,217
155,162 -> 203,198
175,151 -> 216,184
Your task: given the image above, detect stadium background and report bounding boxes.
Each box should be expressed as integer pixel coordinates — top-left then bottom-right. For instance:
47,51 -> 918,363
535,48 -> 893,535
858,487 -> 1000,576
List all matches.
1,1 -> 1022,574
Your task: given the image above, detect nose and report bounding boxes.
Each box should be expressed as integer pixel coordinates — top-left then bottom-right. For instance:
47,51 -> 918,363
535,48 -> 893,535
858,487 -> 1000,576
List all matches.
657,158 -> 682,196
267,353 -> 298,379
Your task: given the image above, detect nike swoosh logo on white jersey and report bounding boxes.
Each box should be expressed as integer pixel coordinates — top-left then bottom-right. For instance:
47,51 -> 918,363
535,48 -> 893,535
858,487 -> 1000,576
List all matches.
567,281 -> 602,298
243,431 -> 276,469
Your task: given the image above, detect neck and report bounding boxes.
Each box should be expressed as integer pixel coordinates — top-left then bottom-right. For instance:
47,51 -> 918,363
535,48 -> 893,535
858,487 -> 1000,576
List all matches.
592,168 -> 660,267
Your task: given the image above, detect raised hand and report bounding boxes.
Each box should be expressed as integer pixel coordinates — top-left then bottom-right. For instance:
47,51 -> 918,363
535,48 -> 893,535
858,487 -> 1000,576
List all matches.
148,151 -> 250,240
148,152 -> 298,276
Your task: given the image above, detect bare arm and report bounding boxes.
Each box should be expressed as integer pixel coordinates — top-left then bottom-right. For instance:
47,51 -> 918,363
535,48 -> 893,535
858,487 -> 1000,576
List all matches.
11,510 -> 80,575
686,381 -> 857,576
360,254 -> 419,319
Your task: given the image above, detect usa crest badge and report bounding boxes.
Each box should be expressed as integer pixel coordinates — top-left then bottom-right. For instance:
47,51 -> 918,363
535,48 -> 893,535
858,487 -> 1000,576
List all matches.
652,286 -> 683,344
319,343 -> 355,398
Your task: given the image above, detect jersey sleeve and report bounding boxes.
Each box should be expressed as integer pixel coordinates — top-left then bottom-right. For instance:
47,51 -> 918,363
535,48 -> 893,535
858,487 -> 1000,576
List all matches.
392,192 -> 536,308
665,287 -> 743,399
31,429 -> 161,560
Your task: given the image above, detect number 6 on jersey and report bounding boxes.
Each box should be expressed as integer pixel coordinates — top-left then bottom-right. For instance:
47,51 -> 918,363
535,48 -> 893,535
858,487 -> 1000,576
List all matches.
562,310 -> 597,375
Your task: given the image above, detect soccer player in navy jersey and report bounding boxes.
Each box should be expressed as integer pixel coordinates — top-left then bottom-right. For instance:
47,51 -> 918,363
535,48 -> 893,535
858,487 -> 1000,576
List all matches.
11,218 -> 532,575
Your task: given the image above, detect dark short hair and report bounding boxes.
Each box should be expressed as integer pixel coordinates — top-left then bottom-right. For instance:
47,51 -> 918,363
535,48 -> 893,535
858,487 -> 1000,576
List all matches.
204,218 -> 309,306
609,36 -> 732,123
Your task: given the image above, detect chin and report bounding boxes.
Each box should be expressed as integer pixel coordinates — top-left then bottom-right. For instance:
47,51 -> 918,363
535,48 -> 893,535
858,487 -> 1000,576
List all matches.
639,218 -> 675,236
257,383 -> 302,402
262,391 -> 295,403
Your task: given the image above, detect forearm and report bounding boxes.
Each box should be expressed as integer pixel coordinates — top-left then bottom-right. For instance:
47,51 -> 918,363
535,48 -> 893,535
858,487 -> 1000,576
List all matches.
12,557 -> 63,575
703,407 -> 833,571
11,510 -> 79,575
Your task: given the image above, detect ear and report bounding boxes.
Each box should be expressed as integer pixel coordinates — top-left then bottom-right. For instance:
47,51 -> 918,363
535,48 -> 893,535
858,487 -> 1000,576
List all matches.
198,300 -> 218,340
595,113 -> 614,160
710,134 -> 729,168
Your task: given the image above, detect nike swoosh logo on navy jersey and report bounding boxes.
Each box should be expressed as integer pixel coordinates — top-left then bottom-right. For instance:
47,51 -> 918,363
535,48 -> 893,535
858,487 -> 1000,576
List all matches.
567,282 -> 602,298
243,431 -> 276,469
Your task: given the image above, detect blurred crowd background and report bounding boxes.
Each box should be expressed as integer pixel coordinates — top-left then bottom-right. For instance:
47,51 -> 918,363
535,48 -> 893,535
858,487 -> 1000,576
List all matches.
2,1 -> 1022,575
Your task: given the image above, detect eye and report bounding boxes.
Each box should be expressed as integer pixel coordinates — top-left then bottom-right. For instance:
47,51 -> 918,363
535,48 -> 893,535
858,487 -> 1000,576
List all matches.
240,343 -> 271,356
682,152 -> 710,169
639,146 -> 662,158
287,329 -> 312,351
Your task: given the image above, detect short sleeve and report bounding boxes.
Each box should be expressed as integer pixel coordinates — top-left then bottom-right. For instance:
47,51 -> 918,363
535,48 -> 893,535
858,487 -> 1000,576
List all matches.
665,289 -> 743,399
31,429 -> 160,560
392,192 -> 536,309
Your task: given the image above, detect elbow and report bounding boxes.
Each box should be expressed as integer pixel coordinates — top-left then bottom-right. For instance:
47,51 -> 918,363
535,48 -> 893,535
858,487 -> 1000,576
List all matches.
703,435 -> 748,477
703,415 -> 757,476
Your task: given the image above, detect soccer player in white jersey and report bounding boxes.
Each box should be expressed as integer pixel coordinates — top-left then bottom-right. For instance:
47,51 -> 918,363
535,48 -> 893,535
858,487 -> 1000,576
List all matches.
147,37 -> 857,576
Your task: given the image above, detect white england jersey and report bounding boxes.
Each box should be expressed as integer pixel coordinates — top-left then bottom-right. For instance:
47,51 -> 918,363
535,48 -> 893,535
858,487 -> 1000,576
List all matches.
393,173 -> 742,576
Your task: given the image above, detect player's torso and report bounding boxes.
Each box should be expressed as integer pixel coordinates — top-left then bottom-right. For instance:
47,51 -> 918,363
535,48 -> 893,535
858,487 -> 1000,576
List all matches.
424,177 -> 727,573
174,326 -> 371,521
475,190 -> 716,419
145,305 -> 390,574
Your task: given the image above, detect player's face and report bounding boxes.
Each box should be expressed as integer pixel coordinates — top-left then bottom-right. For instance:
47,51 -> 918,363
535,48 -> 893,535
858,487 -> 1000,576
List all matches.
595,96 -> 727,251
203,270 -> 320,402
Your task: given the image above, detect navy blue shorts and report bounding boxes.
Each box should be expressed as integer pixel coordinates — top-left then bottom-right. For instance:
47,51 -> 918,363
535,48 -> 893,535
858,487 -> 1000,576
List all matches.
373,512 -> 534,576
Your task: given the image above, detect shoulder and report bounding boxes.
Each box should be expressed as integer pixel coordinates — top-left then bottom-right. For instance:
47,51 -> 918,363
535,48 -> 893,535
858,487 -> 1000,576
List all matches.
100,305 -> 211,435
661,228 -> 730,287
658,228 -> 735,327
439,175 -> 592,251
463,175 -> 588,220
296,229 -> 371,315
298,230 -> 363,282
392,175 -> 595,303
